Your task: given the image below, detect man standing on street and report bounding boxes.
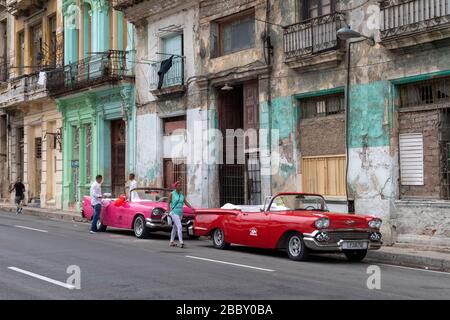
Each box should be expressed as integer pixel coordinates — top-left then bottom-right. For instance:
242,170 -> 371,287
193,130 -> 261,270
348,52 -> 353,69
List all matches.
90,175 -> 103,234
128,173 -> 139,201
9,177 -> 25,214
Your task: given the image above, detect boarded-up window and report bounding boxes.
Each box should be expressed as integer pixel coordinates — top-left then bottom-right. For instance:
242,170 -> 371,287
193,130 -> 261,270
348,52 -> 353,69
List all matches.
399,133 -> 424,185
163,116 -> 186,136
302,155 -> 346,197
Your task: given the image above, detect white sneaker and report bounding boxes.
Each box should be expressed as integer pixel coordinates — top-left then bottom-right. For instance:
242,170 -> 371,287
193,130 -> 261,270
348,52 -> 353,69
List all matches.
90,230 -> 96,234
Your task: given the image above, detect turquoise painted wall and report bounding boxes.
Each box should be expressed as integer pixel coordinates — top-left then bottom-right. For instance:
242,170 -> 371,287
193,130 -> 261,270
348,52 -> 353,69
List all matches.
348,81 -> 391,149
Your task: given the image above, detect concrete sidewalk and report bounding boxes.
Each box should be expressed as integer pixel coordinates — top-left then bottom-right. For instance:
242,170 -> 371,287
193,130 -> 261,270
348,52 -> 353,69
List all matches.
1,203 -> 449,272
0,203 -> 86,223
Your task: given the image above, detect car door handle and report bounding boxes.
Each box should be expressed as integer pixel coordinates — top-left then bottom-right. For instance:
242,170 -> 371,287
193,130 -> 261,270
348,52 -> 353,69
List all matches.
243,213 -> 248,216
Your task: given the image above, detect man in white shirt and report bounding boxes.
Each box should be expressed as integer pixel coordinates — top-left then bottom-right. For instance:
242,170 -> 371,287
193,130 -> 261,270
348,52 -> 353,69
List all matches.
128,173 -> 139,201
90,175 -> 103,233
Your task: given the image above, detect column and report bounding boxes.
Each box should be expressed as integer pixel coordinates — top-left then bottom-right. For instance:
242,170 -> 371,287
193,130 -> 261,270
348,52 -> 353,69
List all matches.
91,0 -> 110,53
63,2 -> 79,64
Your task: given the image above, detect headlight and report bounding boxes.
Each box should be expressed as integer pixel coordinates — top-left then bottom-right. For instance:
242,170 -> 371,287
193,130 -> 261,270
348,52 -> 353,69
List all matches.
152,208 -> 164,216
314,218 -> 330,229
368,219 -> 382,229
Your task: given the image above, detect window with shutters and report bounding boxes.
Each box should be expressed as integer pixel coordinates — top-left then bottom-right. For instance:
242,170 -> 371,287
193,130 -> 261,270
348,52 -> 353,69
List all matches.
398,77 -> 450,199
399,133 -> 424,186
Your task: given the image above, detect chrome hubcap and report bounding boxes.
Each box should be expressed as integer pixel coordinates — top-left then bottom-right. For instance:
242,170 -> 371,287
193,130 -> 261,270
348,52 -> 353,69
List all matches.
214,229 -> 223,245
289,236 -> 301,256
135,218 -> 143,236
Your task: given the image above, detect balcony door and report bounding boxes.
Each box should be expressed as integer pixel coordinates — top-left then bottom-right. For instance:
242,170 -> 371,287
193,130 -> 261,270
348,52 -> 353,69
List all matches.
161,34 -> 183,87
303,0 -> 336,20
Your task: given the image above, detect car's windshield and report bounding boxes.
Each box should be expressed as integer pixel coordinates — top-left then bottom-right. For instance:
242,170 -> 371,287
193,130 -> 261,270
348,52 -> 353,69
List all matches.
268,194 -> 328,211
130,189 -> 170,203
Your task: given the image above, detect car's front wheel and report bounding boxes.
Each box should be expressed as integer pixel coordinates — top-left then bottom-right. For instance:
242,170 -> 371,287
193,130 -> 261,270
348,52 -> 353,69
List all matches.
96,218 -> 107,232
134,215 -> 150,239
212,228 -> 230,249
286,232 -> 309,261
344,250 -> 368,262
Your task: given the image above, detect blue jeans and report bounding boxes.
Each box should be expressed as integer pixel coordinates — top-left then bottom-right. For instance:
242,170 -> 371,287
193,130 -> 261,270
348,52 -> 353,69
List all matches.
91,204 -> 101,232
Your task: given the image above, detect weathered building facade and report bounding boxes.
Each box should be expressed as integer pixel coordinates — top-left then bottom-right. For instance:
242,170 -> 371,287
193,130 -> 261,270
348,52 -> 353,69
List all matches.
115,0 -> 450,246
46,0 -> 136,211
0,0 -> 64,209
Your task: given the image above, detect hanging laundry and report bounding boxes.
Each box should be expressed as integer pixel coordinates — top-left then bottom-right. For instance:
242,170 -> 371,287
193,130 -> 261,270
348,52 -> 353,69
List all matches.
157,55 -> 174,89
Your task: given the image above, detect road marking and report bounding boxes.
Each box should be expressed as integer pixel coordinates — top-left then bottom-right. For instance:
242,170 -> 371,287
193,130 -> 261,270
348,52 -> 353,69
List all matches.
8,267 -> 75,290
379,263 -> 450,275
14,225 -> 48,233
185,255 -> 275,272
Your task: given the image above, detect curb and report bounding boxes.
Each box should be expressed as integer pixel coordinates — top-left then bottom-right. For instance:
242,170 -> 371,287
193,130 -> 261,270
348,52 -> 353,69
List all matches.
366,250 -> 450,273
0,205 -> 87,223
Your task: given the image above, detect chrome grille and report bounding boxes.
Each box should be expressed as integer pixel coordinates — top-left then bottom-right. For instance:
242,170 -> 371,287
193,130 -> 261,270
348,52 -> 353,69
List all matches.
326,231 -> 370,243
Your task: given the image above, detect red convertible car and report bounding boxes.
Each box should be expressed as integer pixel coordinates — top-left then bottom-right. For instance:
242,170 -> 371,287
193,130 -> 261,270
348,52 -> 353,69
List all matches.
82,188 -> 195,239
194,193 -> 382,261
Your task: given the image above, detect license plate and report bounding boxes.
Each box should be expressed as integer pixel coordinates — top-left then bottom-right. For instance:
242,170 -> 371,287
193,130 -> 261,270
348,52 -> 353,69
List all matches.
342,241 -> 368,250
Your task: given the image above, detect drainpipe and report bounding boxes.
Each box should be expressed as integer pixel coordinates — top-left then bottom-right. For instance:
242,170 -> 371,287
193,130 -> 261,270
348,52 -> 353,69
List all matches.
345,40 -> 354,213
265,0 -> 273,196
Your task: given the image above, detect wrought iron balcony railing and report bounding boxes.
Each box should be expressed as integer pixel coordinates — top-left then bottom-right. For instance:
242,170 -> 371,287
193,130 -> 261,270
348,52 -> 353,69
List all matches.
283,12 -> 346,60
149,56 -> 184,91
380,0 -> 450,41
46,50 -> 132,96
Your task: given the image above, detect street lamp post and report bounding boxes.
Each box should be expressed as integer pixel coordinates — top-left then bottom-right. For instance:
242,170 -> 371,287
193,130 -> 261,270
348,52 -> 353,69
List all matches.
337,26 -> 375,214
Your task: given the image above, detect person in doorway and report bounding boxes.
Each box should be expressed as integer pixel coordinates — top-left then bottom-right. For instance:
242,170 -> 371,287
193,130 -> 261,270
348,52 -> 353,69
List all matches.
9,178 -> 25,214
167,181 -> 193,248
90,175 -> 103,234
128,173 -> 139,201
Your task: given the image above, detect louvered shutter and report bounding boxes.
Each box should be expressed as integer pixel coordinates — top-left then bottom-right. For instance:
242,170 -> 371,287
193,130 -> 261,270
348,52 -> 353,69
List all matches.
399,133 -> 424,185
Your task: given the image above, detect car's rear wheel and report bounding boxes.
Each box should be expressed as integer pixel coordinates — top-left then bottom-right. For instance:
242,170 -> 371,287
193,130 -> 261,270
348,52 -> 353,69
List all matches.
134,215 -> 150,239
212,228 -> 230,249
344,250 -> 368,262
96,218 -> 107,232
286,232 -> 309,261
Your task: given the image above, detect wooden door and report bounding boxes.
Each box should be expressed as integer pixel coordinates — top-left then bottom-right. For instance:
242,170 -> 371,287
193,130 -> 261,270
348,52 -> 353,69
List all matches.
218,86 -> 245,205
243,81 -> 261,205
111,120 -> 126,197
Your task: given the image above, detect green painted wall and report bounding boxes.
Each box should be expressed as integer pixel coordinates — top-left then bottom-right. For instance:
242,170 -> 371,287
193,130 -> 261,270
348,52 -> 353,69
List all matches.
348,81 -> 391,149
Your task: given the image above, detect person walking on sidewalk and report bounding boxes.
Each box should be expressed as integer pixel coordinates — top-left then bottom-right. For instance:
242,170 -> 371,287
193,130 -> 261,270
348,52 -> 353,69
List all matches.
128,173 -> 139,201
90,175 -> 103,234
9,178 -> 25,214
168,181 -> 193,248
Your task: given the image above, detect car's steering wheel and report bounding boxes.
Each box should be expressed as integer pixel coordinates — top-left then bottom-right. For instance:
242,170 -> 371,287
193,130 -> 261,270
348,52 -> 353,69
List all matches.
305,206 -> 317,210
158,197 -> 168,202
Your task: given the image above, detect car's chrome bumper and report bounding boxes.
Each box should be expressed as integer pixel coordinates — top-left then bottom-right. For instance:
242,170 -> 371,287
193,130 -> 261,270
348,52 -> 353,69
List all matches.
303,230 -> 382,252
145,218 -> 193,230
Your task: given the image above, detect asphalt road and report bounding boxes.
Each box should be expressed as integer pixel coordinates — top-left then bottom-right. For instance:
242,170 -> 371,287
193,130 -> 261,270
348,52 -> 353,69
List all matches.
0,210 -> 449,300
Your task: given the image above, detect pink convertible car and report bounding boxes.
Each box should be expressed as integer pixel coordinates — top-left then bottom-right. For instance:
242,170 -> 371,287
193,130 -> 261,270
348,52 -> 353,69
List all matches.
81,187 -> 196,239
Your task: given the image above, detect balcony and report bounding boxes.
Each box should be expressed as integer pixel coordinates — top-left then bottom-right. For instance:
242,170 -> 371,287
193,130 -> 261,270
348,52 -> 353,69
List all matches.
0,72 -> 48,108
380,0 -> 450,50
6,0 -> 44,17
283,12 -> 346,72
149,56 -> 185,98
46,50 -> 133,97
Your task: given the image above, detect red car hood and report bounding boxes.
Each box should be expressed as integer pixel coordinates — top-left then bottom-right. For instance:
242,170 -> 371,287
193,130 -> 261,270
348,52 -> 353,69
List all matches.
282,210 -> 372,229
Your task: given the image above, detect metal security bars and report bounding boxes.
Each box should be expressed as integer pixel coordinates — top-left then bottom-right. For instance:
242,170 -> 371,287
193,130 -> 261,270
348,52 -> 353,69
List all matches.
300,93 -> 345,119
46,50 -> 131,96
283,12 -> 345,59
399,77 -> 450,109
380,0 -> 450,40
